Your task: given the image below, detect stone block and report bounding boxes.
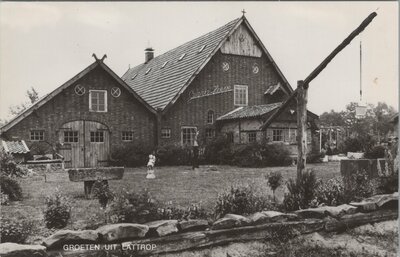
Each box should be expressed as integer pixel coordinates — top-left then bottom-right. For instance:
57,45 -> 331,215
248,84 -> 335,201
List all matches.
96,223 -> 149,242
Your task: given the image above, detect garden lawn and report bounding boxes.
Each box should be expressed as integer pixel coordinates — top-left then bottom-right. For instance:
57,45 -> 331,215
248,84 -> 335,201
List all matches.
1,162 -> 339,240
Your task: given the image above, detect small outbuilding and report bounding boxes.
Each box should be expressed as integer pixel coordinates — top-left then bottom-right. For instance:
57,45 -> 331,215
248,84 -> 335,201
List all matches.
1,140 -> 30,163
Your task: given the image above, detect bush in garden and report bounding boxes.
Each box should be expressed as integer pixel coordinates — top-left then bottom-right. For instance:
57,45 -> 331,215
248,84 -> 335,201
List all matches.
266,171 -> 283,202
376,177 -> 398,194
233,144 -> 263,167
216,147 -> 235,165
312,177 -> 347,207
0,216 -> 33,243
260,144 -> 292,167
342,135 -> 375,154
307,151 -> 326,164
92,180 -> 114,209
0,175 -> 23,201
107,189 -> 159,224
110,142 -> 151,167
203,136 -> 232,164
343,169 -> 373,202
156,144 -> 191,166
283,170 -> 318,211
364,145 -> 385,159
157,202 -> 210,221
43,189 -> 72,229
0,151 -> 25,177
214,183 -> 276,219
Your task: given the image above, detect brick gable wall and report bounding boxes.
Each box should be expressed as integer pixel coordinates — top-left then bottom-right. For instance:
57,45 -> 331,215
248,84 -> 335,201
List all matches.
2,66 -> 156,155
159,50 -> 288,145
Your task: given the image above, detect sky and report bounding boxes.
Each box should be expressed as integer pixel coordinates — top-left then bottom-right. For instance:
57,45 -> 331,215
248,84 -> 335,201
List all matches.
0,2 -> 398,120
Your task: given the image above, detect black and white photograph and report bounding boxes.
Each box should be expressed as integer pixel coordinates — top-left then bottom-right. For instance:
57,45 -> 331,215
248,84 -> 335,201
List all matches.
0,1 -> 398,257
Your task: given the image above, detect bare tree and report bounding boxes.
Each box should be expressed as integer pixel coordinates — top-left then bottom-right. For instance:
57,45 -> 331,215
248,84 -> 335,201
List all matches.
9,87 -> 40,116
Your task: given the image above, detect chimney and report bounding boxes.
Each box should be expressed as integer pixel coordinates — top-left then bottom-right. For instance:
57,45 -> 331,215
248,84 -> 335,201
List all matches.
145,47 -> 154,63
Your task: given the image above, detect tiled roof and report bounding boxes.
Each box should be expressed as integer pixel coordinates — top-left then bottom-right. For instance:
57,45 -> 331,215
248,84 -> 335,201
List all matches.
122,18 -> 241,110
217,103 -> 282,121
1,140 -> 30,154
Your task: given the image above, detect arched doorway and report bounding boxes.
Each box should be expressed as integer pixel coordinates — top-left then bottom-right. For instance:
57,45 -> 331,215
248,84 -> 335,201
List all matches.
58,120 -> 110,168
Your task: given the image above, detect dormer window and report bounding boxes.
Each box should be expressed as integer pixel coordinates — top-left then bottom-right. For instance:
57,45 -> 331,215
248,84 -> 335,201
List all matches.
161,61 -> 169,68
198,45 -> 206,53
178,53 -> 186,61
145,68 -> 152,75
89,90 -> 107,112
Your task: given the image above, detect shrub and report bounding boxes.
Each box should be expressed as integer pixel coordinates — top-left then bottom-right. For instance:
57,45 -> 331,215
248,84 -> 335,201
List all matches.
260,144 -> 292,167
376,177 -> 398,194
43,189 -> 72,229
233,144 -> 263,167
214,183 -> 276,219
0,175 -> 23,201
111,142 -> 151,167
342,135 -> 375,154
266,171 -> 283,202
92,180 -> 114,209
283,170 -> 318,211
216,147 -> 235,165
203,136 -> 232,164
0,215 -> 33,243
156,144 -> 191,166
343,169 -> 373,201
107,189 -> 159,224
365,145 -> 385,159
312,177 -> 347,207
157,202 -> 210,221
0,151 -> 25,177
307,151 -> 326,164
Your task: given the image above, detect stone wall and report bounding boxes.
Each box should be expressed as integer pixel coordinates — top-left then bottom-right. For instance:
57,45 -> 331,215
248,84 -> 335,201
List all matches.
1,192 -> 397,257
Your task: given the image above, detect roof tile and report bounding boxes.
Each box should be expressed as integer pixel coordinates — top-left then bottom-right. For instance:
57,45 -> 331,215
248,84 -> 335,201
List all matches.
1,140 -> 30,154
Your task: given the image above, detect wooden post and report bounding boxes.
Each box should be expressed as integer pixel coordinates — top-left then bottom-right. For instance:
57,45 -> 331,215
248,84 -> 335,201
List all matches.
297,80 -> 308,179
319,128 -> 322,152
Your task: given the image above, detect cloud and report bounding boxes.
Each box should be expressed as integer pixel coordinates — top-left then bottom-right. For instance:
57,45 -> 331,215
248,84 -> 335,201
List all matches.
0,3 -> 62,31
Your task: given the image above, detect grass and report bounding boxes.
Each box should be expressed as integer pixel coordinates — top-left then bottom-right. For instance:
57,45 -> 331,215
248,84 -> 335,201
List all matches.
1,162 -> 340,239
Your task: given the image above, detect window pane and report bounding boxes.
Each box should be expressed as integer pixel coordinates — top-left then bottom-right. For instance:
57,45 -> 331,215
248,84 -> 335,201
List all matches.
90,91 -> 107,112
90,131 -> 104,142
234,86 -> 248,106
248,132 -> 256,143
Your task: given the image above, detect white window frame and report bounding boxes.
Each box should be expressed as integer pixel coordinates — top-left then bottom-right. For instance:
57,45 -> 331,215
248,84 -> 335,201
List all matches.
30,130 -> 44,141
89,90 -> 107,112
234,85 -> 248,106
121,131 -> 134,141
90,131 -> 105,143
207,110 -> 214,124
272,129 -> 284,142
248,132 -> 257,143
64,131 -> 79,143
181,126 -> 197,146
161,128 -> 171,139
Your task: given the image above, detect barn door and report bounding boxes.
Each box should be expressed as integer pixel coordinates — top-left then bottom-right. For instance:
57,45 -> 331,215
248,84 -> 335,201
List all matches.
84,121 -> 110,167
59,121 -> 85,168
59,120 -> 110,168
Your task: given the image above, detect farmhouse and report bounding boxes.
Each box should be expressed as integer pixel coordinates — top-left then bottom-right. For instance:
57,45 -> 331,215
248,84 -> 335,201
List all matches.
122,15 -> 318,150
0,57 -> 156,168
0,15 -> 319,167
